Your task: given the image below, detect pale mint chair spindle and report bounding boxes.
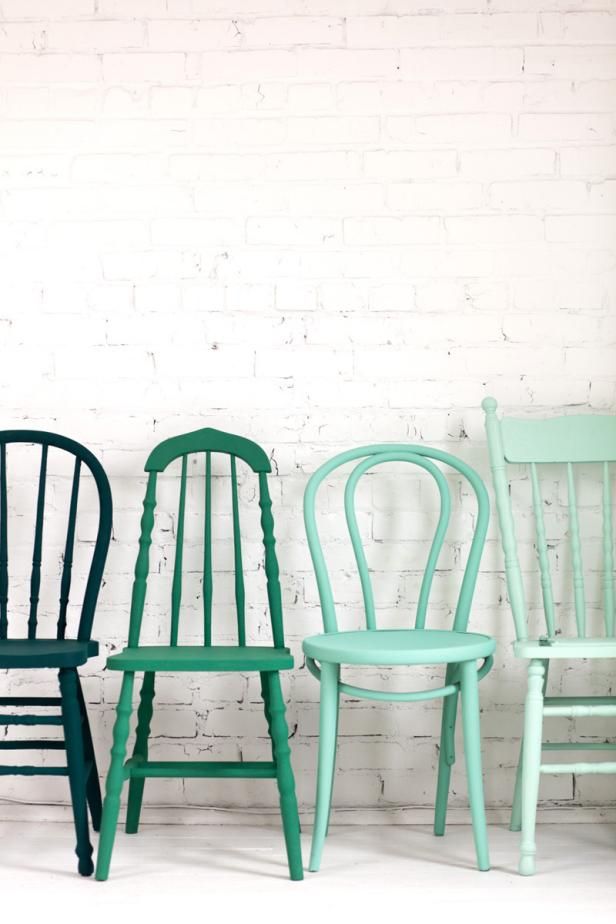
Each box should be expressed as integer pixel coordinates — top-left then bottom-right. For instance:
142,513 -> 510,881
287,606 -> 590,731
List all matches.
303,444 -> 495,873
483,397 -> 616,876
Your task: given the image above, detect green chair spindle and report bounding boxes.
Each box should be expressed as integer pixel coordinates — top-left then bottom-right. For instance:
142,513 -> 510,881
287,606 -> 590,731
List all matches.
230,455 -> 246,647
28,444 -> 48,640
95,427 -> 303,881
203,451 -> 213,646
530,463 -> 556,638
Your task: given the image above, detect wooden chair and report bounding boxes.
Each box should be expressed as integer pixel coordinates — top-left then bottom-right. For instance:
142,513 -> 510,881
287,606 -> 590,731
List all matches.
484,397 -> 616,875
0,430 -> 112,875
95,428 -> 303,881
302,444 -> 495,872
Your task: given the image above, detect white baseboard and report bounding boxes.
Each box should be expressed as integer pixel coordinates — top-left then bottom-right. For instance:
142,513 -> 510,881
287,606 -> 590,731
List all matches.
1,802 -> 616,825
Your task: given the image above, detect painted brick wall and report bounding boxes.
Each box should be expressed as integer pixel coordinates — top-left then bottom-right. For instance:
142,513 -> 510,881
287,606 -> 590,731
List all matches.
1,1 -> 615,823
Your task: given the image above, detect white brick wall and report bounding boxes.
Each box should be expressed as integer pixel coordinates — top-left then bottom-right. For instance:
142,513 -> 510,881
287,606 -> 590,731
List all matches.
0,1 -> 615,824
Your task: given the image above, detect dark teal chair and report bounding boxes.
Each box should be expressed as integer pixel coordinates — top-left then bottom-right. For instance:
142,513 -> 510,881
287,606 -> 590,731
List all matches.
0,431 -> 112,875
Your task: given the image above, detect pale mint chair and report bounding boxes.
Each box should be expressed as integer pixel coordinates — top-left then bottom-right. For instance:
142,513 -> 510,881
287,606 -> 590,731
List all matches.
484,397 -> 616,876
303,444 -> 495,873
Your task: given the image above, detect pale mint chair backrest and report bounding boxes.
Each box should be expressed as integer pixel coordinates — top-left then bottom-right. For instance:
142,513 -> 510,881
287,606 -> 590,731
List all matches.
483,397 -> 616,642
303,444 -> 489,635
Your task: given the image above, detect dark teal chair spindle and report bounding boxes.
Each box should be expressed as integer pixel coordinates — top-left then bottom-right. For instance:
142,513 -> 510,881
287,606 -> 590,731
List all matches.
0,430 -> 112,875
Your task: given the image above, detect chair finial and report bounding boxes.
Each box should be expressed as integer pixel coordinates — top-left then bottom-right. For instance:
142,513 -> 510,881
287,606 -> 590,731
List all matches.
482,396 -> 498,414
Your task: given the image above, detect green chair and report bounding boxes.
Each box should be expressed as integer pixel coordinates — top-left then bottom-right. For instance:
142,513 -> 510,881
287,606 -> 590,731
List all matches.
0,430 -> 112,875
303,444 -> 495,873
95,427 -> 303,881
484,397 -> 616,875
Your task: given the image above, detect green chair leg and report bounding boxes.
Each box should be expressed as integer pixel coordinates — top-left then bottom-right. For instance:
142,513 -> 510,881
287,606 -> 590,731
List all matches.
95,671 -> 135,882
76,673 -> 103,833
126,671 -> 155,834
434,665 -> 459,837
260,671 -> 274,760
265,671 -> 303,881
59,667 -> 95,877
309,660 -> 340,873
460,659 -> 490,871
519,659 -> 545,876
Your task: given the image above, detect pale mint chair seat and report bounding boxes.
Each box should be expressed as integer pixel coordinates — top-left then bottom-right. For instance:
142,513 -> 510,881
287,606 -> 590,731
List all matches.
484,397 -> 616,877
304,629 -> 495,666
513,637 -> 616,659
303,444 -> 495,874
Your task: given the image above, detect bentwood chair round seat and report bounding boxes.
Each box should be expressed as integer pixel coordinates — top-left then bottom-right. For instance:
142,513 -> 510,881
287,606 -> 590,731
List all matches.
303,628 -> 495,667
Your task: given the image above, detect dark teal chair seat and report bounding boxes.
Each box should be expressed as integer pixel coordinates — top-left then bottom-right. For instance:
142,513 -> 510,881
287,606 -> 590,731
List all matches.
0,638 -> 99,668
0,430 -> 112,876
303,629 -> 495,667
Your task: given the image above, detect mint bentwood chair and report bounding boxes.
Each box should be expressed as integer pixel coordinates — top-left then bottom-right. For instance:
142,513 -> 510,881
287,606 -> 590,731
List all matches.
484,397 -> 616,876
95,427 -> 303,881
303,444 -> 495,872
0,430 -> 112,875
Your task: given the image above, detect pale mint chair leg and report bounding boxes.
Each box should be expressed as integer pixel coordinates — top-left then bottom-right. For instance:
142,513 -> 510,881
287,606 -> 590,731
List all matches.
95,671 -> 135,881
309,661 -> 340,873
434,664 -> 459,836
460,659 -> 490,871
519,659 -> 545,876
510,740 -> 523,832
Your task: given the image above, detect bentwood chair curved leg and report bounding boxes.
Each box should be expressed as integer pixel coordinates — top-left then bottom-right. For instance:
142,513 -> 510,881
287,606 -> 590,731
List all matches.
266,671 -> 304,881
95,671 -> 135,881
309,660 -> 340,873
519,659 -> 545,876
434,664 -> 459,836
460,660 -> 490,871
60,667 -> 95,876
126,671 -> 156,834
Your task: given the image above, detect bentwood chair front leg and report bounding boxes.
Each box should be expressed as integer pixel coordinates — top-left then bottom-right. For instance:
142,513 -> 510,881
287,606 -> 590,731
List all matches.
460,659 -> 490,871
434,663 -> 459,837
309,660 -> 340,873
95,671 -> 135,881
76,672 -> 103,832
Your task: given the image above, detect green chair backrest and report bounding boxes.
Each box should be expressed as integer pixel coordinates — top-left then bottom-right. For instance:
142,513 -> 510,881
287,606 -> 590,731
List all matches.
127,427 -> 286,649
304,444 -> 489,634
0,430 -> 112,643
483,397 -> 616,641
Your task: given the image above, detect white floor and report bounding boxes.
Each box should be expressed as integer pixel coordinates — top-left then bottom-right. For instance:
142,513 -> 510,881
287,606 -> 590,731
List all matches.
0,822 -> 614,921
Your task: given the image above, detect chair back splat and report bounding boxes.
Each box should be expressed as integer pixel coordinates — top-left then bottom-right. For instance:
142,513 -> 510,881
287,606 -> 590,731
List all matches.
483,397 -> 616,641
126,426 -> 285,650
0,430 -> 112,643
304,444 -> 489,635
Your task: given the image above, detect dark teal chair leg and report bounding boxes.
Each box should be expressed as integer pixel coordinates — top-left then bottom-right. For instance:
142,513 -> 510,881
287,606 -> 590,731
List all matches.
76,675 -> 102,832
59,667 -> 94,876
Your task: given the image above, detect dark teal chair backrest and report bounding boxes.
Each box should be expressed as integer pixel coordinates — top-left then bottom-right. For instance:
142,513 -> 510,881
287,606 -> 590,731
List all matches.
0,430 -> 112,643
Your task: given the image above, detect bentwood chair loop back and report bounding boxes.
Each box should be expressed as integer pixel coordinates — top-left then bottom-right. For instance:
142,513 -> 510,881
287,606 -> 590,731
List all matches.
484,397 -> 616,875
0,430 -> 112,875
302,443 -> 495,872
95,427 -> 303,881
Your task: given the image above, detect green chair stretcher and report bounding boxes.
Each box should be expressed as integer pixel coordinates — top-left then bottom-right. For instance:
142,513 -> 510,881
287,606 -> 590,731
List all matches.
302,444 -> 495,873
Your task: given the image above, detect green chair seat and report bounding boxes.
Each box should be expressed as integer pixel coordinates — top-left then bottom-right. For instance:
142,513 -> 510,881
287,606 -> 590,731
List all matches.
0,638 -> 98,669
513,637 -> 616,660
304,628 -> 495,666
107,644 -> 293,672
